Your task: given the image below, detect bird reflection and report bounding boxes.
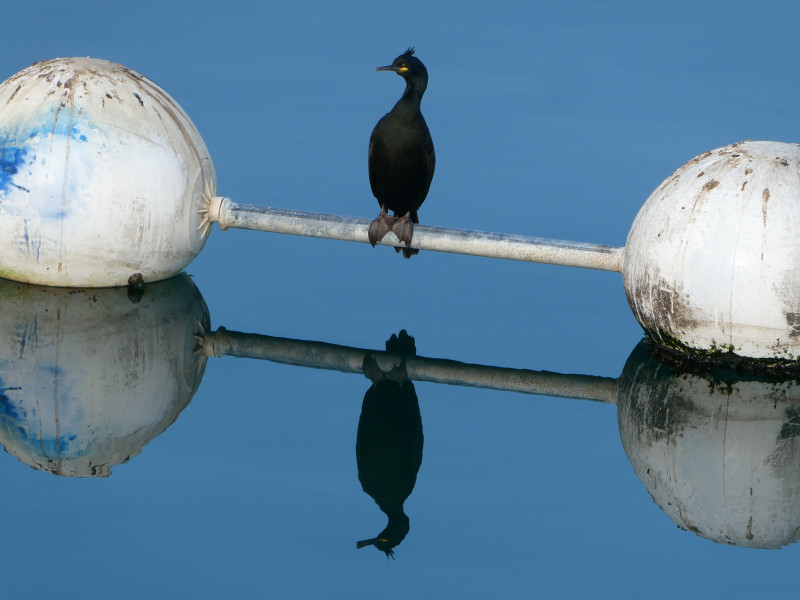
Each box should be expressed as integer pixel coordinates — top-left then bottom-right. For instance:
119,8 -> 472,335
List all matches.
356,330 -> 423,558
201,326 -> 800,551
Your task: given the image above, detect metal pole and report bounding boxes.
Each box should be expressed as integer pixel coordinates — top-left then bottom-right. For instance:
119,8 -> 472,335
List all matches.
201,197 -> 624,273
201,328 -> 619,404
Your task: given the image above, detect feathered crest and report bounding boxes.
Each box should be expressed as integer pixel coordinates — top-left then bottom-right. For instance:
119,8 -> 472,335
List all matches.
402,47 -> 415,57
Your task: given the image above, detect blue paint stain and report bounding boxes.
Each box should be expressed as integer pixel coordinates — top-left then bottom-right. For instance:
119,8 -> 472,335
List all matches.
0,387 -> 24,421
0,146 -> 29,194
49,106 -> 90,144
0,372 -> 87,461
0,379 -> 28,456
0,109 -> 93,201
44,364 -> 63,377
0,372 -> 23,411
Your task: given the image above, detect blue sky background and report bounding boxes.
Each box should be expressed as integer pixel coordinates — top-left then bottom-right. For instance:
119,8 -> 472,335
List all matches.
1,1 -> 800,598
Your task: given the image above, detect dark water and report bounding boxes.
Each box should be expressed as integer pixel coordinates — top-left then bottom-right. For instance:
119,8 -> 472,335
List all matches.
2,1 -> 800,598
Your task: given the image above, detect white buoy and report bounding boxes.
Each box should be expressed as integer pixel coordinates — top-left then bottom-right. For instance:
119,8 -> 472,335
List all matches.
0,58 -> 215,287
623,140 -> 800,362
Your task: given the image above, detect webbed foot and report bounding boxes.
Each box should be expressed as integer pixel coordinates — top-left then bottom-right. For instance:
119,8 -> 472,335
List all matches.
368,211 -> 397,247
391,215 -> 418,258
391,215 -> 414,247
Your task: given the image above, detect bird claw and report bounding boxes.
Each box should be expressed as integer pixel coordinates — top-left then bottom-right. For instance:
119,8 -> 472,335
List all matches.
394,246 -> 419,258
368,213 -> 397,246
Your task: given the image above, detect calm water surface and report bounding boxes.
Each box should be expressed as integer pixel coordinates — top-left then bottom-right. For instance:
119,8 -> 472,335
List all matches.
2,1 -> 800,598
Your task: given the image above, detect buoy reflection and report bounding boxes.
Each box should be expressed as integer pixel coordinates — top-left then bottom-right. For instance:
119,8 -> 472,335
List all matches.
617,341 -> 800,549
0,275 -> 209,476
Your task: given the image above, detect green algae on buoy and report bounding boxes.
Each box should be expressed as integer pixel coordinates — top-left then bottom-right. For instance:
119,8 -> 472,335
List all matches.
0,58 -> 215,287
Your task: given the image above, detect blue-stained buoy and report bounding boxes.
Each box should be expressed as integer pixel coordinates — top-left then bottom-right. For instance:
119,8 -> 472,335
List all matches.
0,58 -> 215,287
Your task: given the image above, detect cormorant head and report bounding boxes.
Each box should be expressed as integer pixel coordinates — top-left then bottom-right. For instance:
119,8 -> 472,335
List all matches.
376,47 -> 428,86
356,513 -> 411,560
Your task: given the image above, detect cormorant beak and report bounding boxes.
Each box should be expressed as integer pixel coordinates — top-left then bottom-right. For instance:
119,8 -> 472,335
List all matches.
376,65 -> 410,75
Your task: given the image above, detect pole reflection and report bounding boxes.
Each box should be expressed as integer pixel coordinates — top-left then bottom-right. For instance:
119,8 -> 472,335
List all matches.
1,274 -> 798,550
207,329 -> 800,550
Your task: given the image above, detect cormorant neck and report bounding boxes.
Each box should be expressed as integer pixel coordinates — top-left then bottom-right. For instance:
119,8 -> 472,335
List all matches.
400,76 -> 427,107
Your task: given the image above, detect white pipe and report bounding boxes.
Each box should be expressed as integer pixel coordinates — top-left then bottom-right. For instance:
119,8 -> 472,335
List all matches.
201,328 -> 619,404
202,197 -> 624,272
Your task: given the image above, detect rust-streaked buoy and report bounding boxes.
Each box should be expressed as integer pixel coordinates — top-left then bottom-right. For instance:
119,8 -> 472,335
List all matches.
624,140 -> 800,362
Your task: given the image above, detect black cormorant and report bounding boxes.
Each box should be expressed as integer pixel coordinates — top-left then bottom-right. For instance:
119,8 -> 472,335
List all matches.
368,48 -> 435,258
